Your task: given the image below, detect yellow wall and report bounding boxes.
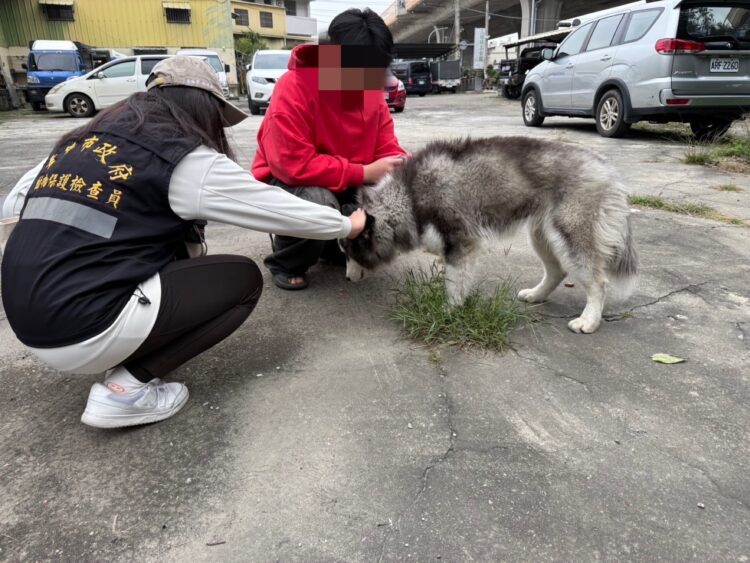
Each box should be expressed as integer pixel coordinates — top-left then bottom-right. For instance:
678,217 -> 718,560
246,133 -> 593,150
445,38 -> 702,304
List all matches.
232,1 -> 287,39
0,0 -> 234,50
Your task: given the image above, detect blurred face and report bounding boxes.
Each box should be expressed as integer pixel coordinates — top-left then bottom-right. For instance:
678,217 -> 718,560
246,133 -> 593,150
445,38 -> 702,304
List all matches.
317,44 -> 388,91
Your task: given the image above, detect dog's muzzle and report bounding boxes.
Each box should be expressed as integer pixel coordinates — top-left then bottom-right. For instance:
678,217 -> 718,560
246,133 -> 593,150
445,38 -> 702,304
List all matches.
345,259 -> 366,282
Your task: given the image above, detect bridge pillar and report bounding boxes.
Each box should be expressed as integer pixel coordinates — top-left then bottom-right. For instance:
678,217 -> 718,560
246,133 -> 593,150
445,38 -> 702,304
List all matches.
519,0 -> 563,37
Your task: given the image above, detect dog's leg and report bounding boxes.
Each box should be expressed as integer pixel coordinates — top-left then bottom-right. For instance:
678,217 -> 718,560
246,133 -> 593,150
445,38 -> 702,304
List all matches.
518,225 -> 566,303
568,266 -> 607,334
444,242 -> 478,306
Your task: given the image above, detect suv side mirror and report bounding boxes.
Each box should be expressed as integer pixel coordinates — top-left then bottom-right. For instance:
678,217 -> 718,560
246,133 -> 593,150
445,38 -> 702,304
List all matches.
541,48 -> 555,61
246,63 -> 252,70
22,63 -> 28,70
95,71 -> 105,79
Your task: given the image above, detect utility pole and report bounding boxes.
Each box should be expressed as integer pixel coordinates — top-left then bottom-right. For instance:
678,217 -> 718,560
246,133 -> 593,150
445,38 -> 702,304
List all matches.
484,0 -> 490,78
454,0 -> 460,61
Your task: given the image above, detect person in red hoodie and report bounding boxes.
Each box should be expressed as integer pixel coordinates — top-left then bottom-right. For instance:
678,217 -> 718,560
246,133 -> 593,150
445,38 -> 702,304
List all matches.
252,9 -> 408,290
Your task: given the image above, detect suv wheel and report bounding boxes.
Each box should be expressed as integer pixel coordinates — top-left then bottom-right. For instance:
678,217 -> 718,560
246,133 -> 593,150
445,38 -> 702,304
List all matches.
690,118 -> 732,142
249,100 -> 261,115
596,90 -> 631,138
65,93 -> 95,118
522,90 -> 544,127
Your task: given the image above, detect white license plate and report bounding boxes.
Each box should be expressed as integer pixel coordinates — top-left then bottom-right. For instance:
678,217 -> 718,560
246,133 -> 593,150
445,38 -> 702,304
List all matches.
710,58 -> 739,73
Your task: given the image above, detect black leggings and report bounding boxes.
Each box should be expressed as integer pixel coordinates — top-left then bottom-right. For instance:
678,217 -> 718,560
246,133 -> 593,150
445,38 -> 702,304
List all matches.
124,255 -> 263,382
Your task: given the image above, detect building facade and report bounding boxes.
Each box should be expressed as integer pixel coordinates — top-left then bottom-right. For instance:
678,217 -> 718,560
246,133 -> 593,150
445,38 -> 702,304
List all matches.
231,0 -> 316,50
0,0 -> 237,95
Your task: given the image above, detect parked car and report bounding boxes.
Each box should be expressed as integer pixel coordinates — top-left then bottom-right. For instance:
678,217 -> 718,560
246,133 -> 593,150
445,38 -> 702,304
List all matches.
430,60 -> 461,93
177,48 -> 230,97
384,71 -> 407,112
391,61 -> 431,96
522,1 -> 750,139
246,50 -> 291,115
498,43 -> 559,99
45,55 -> 169,118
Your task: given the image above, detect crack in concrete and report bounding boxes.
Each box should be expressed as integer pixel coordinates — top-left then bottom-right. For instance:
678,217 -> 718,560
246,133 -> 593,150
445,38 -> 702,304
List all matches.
510,346 -> 592,394
376,359 -> 457,563
628,281 -> 712,313
660,448 -> 750,513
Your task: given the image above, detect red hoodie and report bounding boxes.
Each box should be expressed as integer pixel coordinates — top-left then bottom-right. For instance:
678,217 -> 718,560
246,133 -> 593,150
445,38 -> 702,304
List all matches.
252,44 -> 407,192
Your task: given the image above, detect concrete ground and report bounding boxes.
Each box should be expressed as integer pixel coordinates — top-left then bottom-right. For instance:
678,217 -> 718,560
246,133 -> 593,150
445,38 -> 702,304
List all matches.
0,94 -> 748,562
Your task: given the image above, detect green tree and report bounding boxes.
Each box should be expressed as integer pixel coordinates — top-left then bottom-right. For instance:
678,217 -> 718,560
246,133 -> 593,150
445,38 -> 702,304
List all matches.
235,31 -> 268,94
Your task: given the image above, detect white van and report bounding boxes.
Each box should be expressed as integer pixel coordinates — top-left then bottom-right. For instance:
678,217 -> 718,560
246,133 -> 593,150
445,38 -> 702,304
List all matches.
246,50 -> 291,115
44,55 -> 169,117
177,49 -> 230,97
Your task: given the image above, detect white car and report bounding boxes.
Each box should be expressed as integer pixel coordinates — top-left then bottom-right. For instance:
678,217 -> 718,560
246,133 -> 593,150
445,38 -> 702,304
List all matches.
45,55 -> 169,118
177,49 -> 230,98
246,50 -> 291,115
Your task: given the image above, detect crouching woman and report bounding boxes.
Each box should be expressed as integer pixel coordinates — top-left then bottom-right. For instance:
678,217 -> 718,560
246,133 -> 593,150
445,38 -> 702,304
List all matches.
0,57 -> 365,429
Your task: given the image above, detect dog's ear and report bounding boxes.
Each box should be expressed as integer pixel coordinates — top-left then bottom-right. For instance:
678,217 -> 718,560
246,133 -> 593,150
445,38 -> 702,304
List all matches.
362,212 -> 376,240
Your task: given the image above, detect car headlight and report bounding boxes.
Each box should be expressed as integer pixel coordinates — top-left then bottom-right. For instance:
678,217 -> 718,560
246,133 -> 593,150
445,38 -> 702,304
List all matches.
251,76 -> 268,84
397,80 -> 405,92
27,75 -> 40,84
48,84 -> 64,95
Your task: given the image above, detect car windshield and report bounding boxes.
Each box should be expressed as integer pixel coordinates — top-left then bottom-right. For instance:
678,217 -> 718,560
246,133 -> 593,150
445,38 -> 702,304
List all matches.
205,55 -> 224,73
254,53 -> 290,70
678,4 -> 750,44
32,53 -> 77,72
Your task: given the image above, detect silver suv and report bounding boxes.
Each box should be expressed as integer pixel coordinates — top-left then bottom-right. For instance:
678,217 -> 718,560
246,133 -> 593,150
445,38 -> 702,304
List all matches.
522,1 -> 750,139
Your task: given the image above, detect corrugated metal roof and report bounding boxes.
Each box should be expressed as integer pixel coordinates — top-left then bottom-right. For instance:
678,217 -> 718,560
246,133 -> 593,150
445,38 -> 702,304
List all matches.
38,0 -> 75,5
162,1 -> 191,9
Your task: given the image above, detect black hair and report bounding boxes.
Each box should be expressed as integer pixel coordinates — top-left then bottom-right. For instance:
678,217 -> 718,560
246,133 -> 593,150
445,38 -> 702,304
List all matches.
54,86 -> 234,160
328,8 -> 394,68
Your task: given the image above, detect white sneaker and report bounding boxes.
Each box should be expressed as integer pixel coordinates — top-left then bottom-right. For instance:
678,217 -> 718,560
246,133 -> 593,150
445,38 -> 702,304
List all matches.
81,367 -> 189,429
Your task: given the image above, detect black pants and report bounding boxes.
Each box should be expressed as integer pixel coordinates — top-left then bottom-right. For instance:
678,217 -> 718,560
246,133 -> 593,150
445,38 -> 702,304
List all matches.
123,255 -> 263,382
263,179 -> 357,277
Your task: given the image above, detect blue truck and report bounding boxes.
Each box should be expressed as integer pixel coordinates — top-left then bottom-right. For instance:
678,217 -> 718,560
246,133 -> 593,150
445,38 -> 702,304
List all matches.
22,40 -> 103,111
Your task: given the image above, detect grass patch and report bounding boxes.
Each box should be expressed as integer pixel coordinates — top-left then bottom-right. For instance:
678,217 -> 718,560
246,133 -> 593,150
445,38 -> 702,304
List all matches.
683,144 -> 716,165
389,264 -> 538,352
716,184 -> 742,192
714,137 -> 750,162
629,195 -> 744,226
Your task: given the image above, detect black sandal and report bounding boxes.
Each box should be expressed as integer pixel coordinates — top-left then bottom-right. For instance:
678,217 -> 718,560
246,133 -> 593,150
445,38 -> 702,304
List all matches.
273,272 -> 309,291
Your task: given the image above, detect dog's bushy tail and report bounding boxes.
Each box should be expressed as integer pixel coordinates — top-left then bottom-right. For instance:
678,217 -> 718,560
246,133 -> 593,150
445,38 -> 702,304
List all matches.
605,201 -> 638,301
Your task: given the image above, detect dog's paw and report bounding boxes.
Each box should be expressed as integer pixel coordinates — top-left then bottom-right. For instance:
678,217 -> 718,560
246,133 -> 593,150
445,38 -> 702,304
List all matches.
568,316 -> 600,334
518,288 -> 545,303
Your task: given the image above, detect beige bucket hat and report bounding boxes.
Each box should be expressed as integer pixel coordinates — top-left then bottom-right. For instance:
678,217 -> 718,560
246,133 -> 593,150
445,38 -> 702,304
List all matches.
147,56 -> 247,126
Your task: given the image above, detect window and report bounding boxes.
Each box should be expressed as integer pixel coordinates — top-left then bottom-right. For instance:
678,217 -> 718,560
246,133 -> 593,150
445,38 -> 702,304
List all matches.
263,0 -> 272,5
100,60 -> 136,79
260,11 -> 273,28
623,9 -> 662,43
557,22 -> 593,57
235,9 -> 249,26
285,0 -> 297,16
253,52 -> 291,69
45,5 -> 75,21
678,5 -> 749,43
31,53 -> 77,72
166,8 -> 191,24
140,58 -> 165,75
586,14 -> 624,51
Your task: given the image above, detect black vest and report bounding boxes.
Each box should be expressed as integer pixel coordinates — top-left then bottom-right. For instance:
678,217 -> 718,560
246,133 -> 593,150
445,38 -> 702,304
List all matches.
1,126 -> 200,348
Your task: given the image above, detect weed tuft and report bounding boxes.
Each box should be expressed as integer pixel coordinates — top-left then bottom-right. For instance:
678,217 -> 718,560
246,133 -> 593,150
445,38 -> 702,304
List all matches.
629,195 -> 744,226
389,264 -> 538,352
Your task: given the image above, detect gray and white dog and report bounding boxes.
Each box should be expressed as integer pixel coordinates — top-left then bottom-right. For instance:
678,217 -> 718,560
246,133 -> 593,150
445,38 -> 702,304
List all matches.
340,137 -> 637,334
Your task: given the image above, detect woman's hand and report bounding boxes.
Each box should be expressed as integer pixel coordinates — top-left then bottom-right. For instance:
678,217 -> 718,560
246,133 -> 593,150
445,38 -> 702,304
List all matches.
363,156 -> 405,184
347,208 -> 367,239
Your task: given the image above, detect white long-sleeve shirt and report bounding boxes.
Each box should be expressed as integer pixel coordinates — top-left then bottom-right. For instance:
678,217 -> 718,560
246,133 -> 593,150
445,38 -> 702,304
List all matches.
3,145 -> 352,238
4,145 -> 353,374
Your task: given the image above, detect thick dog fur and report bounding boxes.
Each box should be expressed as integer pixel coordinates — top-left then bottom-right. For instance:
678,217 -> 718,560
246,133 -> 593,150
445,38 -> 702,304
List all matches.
340,136 -> 638,334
